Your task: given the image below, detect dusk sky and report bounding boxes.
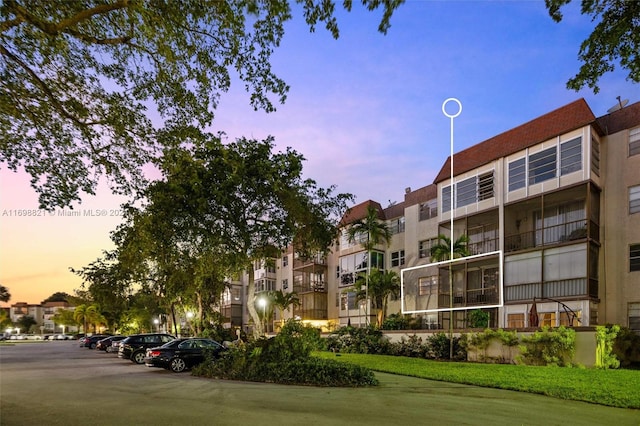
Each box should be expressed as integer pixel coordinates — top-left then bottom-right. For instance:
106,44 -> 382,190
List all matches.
2,1 -> 639,306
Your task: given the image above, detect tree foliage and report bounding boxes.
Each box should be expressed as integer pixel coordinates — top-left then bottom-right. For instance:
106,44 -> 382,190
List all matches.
0,285 -> 10,303
0,0 -> 402,208
546,0 -> 640,93
109,132 -> 351,337
353,269 -> 400,328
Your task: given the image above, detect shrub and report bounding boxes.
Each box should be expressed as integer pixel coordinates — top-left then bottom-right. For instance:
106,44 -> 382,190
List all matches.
517,326 -> 576,366
595,325 -> 620,369
381,313 -> 410,330
612,326 -> 640,368
192,320 -> 378,387
467,309 -> 490,328
325,326 -> 391,354
426,332 -> 466,360
388,335 -> 428,358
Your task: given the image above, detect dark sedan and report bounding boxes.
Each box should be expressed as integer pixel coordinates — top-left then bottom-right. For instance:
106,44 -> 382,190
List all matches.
144,338 -> 225,372
82,334 -> 112,349
95,335 -> 126,352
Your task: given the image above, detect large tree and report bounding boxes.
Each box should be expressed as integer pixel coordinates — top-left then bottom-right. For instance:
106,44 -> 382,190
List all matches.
0,0 -> 401,209
546,0 -> 640,93
110,132 -> 351,337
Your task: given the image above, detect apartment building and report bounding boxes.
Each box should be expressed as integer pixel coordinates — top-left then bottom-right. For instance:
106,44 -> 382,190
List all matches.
8,301 -> 78,334
224,98 -> 639,333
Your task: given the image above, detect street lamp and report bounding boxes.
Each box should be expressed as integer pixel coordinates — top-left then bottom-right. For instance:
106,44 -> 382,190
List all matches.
258,298 -> 267,334
153,318 -> 159,333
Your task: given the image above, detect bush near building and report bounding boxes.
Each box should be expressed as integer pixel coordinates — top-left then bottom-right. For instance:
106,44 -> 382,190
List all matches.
192,320 -> 378,386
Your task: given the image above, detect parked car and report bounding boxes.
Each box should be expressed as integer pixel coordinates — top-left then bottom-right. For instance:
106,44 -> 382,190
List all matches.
95,335 -> 126,352
144,338 -> 226,373
118,333 -> 175,364
83,334 -> 112,349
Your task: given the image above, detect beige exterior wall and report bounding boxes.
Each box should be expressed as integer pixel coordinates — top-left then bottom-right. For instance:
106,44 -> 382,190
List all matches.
601,127 -> 640,326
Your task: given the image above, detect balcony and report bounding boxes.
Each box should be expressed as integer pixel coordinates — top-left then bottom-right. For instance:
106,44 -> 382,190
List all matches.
505,277 -> 595,301
468,237 -> 499,255
293,254 -> 326,269
505,219 -> 592,253
293,279 -> 326,294
438,287 -> 499,308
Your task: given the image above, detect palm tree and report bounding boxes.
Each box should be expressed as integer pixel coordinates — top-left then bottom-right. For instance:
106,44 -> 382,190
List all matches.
73,304 -> 90,333
346,204 -> 392,325
269,290 -> 300,328
353,269 -> 400,328
430,233 -> 470,359
74,304 -> 103,333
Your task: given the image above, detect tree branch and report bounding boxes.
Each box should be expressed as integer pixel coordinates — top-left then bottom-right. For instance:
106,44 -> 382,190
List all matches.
0,44 -> 106,127
8,0 -> 130,36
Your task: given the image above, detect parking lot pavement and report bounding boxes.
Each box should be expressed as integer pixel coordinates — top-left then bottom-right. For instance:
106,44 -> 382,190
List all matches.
2,341 -> 639,426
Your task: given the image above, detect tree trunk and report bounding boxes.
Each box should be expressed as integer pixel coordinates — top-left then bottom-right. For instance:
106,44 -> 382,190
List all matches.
246,264 -> 262,338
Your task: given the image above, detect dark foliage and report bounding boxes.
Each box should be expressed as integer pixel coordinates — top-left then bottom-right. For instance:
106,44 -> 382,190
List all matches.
326,327 -> 467,361
613,327 -> 640,369
192,320 -> 378,387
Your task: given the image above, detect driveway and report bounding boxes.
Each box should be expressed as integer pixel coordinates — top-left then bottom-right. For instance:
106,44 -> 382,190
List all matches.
1,341 -> 638,425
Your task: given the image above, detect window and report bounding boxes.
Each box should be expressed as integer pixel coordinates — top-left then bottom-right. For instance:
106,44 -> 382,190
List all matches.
507,313 -> 524,328
419,238 -> 438,259
631,244 -> 640,272
560,310 -> 581,327
630,185 -> 640,214
630,127 -> 640,157
391,250 -> 405,267
529,147 -> 556,184
419,199 -> 437,221
478,172 -> 494,200
560,137 -> 582,175
456,177 -> 476,207
629,303 -> 640,332
419,276 -> 438,296
591,136 -> 600,176
282,279 -> 288,290
389,217 -> 405,234
442,185 -> 452,213
509,158 -> 526,191
539,312 -> 556,327
282,255 -> 288,267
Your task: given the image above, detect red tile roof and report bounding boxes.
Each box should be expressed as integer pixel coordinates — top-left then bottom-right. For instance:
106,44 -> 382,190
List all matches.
340,200 -> 385,225
404,184 -> 437,207
596,101 -> 640,135
434,98 -> 597,183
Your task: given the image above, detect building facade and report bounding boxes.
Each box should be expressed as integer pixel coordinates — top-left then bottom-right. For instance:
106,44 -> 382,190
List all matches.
231,98 -> 639,334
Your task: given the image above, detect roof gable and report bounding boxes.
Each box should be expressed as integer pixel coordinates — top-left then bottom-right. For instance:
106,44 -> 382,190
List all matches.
434,99 -> 597,183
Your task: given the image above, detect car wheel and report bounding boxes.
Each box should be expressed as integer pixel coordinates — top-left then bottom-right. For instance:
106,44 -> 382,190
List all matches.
170,357 -> 187,373
90,342 -> 97,349
132,351 -> 145,364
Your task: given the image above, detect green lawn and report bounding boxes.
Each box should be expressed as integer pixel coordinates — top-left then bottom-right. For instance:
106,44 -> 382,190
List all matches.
314,352 -> 640,409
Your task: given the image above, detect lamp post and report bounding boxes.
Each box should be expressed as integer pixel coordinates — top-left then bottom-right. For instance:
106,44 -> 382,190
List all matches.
258,298 -> 267,335
153,318 -> 159,333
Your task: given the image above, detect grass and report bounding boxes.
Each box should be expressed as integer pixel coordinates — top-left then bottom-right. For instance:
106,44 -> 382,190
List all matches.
314,351 -> 640,409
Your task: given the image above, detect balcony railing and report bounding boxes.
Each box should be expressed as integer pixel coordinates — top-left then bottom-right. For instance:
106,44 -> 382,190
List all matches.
293,308 -> 327,320
438,287 -> 499,308
505,219 -> 592,253
293,254 -> 326,269
468,237 -> 499,255
504,277 -> 594,301
293,280 -> 326,293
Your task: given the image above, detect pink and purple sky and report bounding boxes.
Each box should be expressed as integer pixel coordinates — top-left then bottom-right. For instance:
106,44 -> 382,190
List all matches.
2,2 -> 639,306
